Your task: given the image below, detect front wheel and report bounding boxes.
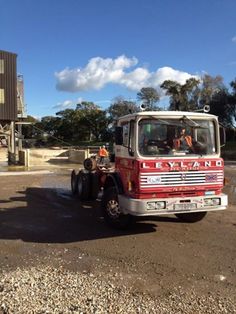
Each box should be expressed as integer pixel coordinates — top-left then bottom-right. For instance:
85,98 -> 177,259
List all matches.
175,211 -> 207,223
102,187 -> 132,229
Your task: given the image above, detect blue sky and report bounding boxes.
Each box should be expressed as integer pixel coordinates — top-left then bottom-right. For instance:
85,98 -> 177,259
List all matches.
1,0 -> 236,118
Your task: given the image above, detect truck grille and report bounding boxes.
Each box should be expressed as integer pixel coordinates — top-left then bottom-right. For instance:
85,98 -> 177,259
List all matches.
140,170 -> 224,188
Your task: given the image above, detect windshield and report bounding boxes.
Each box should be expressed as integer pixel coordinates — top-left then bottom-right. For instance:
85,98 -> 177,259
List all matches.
138,118 -> 216,156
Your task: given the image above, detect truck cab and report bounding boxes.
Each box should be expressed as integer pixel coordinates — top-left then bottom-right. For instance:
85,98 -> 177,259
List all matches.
72,111 -> 228,229
103,111 -> 227,227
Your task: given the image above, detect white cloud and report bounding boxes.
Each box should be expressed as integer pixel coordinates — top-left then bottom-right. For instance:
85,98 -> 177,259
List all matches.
151,67 -> 195,86
55,55 -> 138,92
119,67 -> 151,90
55,55 -> 197,92
232,36 -> 236,43
53,98 -> 113,110
53,97 -> 83,110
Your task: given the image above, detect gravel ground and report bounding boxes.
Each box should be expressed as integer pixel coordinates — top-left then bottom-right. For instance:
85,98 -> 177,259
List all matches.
0,169 -> 235,313
0,266 -> 235,314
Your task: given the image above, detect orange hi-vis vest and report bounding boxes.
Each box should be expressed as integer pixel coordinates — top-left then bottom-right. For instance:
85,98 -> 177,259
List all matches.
99,148 -> 108,157
173,136 -> 192,149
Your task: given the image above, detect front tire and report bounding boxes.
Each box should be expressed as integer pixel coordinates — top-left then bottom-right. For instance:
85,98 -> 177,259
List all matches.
175,211 -> 207,223
102,187 -> 132,229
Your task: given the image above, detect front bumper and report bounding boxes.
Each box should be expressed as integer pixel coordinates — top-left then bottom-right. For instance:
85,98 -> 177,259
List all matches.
118,193 -> 228,216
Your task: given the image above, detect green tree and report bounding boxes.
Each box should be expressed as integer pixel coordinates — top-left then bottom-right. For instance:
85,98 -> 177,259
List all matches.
200,74 -> 224,107
160,78 -> 200,111
76,101 -> 109,141
161,74 -> 234,128
182,78 -> 201,110
199,75 -> 235,128
55,109 -> 78,142
107,97 -> 139,120
35,115 -> 70,146
160,80 -> 182,110
208,89 -> 233,127
21,115 -> 39,139
137,87 -> 160,110
229,79 -> 236,123
32,103 -> 109,144
216,78 -> 236,141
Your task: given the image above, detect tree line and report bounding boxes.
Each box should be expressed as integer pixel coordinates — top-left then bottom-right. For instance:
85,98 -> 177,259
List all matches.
24,74 -> 236,146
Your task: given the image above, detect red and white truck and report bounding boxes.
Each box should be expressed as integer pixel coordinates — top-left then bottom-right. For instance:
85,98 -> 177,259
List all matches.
71,110 -> 228,228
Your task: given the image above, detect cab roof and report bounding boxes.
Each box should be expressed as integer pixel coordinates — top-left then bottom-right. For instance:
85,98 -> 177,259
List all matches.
117,110 -> 218,122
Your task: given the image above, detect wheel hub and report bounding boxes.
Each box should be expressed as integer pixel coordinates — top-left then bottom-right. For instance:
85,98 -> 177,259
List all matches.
107,199 -> 121,218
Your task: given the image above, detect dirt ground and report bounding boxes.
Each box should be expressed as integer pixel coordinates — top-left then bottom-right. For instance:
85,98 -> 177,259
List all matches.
0,164 -> 235,304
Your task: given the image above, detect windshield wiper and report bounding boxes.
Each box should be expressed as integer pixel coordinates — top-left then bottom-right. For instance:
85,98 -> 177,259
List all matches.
182,116 -> 208,129
182,115 -> 200,127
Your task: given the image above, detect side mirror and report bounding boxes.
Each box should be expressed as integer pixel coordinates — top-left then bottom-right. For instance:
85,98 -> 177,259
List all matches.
220,126 -> 226,147
115,126 -> 123,145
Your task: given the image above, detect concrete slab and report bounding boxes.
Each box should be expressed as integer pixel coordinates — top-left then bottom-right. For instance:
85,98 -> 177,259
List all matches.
0,170 -> 53,176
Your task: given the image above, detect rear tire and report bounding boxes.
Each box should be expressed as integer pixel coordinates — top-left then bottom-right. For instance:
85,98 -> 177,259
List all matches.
175,211 -> 207,223
77,171 -> 90,201
71,170 -> 79,195
90,172 -> 100,200
102,187 -> 132,229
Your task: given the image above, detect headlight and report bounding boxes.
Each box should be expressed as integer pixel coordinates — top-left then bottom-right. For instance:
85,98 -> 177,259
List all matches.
147,201 -> 166,210
204,199 -> 213,206
147,202 -> 156,210
156,201 -> 166,209
204,198 -> 220,206
212,198 -> 221,205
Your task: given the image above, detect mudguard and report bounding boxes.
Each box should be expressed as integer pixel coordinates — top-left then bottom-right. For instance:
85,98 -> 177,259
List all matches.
103,173 -> 124,195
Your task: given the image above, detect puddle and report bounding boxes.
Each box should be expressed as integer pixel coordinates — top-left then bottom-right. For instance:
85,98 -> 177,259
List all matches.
2,222 -> 48,232
58,214 -> 73,219
56,188 -> 72,200
0,159 -> 81,173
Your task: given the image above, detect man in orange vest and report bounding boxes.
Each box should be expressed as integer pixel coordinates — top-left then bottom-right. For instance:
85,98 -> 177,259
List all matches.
173,128 -> 192,151
98,145 -> 109,164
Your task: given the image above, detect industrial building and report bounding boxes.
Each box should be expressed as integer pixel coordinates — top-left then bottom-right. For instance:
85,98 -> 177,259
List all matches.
0,49 -> 26,164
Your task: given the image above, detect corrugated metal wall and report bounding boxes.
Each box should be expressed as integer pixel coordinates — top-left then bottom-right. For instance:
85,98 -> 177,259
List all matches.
0,50 -> 17,121
17,74 -> 26,117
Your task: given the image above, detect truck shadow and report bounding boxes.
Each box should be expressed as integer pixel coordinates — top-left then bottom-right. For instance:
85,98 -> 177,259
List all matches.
0,186 -> 181,244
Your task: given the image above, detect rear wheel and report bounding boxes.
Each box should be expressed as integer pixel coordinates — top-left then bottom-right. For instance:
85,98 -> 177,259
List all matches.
102,187 -> 132,229
175,211 -> 207,223
90,172 -> 100,200
71,170 -> 79,195
77,171 -> 90,201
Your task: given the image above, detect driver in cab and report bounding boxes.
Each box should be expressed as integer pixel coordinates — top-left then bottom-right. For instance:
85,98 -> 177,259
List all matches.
173,128 -> 193,151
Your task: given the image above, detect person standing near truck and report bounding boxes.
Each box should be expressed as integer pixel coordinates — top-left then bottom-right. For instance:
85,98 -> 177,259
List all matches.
98,145 -> 109,164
